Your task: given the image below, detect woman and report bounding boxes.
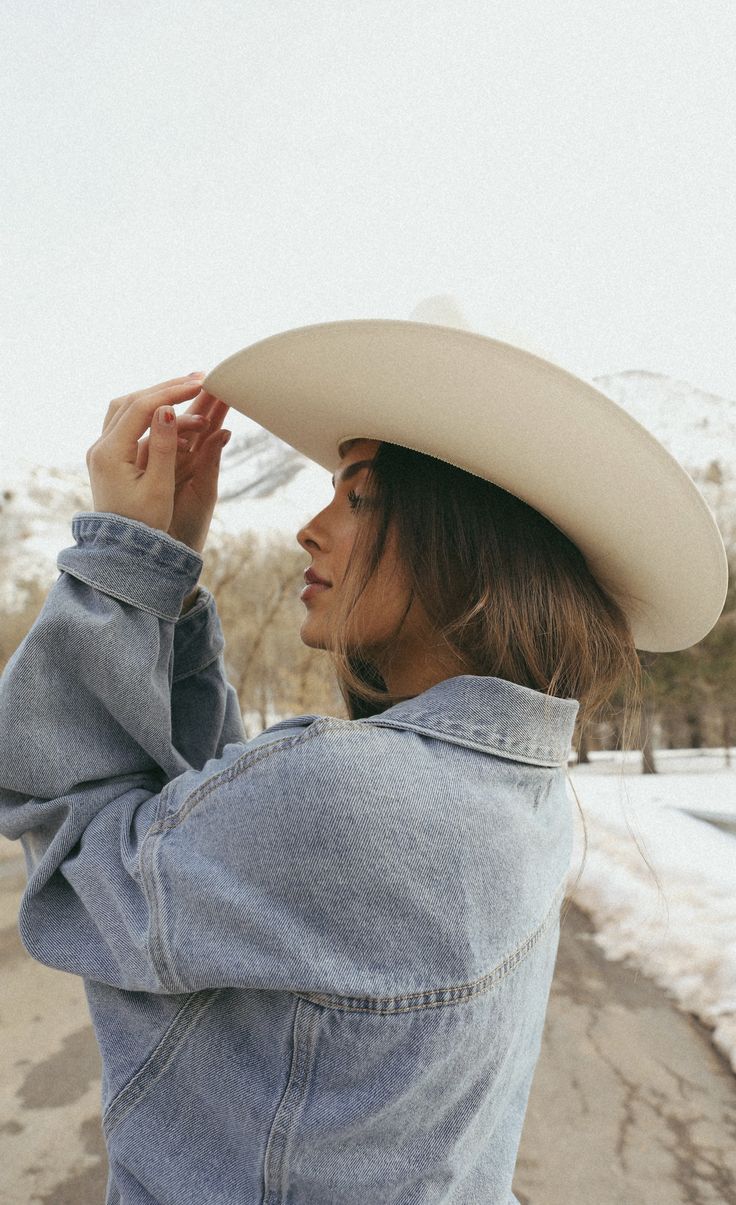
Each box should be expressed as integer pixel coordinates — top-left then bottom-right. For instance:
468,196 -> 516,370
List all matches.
0,313 -> 727,1205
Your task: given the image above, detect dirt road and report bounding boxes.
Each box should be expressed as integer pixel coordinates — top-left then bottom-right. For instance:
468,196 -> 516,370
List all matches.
1,841 -> 734,1205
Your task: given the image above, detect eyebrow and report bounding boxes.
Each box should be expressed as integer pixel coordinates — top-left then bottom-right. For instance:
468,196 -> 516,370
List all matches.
331,458 -> 375,488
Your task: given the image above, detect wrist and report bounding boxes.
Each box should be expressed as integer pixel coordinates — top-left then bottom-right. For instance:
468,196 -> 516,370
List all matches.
180,588 -> 201,617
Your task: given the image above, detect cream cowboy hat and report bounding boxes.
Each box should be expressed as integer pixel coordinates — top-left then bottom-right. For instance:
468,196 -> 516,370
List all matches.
202,295 -> 729,654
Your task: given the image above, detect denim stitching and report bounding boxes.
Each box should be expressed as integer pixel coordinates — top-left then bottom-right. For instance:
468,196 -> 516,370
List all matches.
146,712 -> 563,842
70,512 -> 204,567
171,653 -> 221,685
293,877 -> 567,1015
141,726 -> 334,988
145,718 -> 338,835
359,718 -> 567,768
142,810 -> 179,991
174,588 -> 211,625
140,721 -> 565,996
56,566 -> 175,623
263,998 -> 321,1204
101,988 -> 224,1136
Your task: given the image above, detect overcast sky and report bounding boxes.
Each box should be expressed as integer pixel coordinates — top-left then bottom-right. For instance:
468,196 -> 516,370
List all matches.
2,1 -> 734,535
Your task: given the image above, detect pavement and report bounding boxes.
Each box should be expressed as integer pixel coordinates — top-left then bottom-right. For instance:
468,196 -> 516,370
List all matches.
1,839 -> 735,1205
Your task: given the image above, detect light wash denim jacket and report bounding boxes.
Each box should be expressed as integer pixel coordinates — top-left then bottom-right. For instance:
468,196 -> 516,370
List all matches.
0,512 -> 579,1205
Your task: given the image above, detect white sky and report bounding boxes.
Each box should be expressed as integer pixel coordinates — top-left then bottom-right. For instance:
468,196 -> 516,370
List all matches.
2,1 -> 735,534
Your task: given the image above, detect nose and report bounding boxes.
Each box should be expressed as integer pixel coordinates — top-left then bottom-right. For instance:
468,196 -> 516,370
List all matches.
296,491 -> 335,553
296,512 -> 322,553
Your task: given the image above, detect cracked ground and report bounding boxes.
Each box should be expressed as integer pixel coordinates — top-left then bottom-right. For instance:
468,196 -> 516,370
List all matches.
1,842 -> 735,1204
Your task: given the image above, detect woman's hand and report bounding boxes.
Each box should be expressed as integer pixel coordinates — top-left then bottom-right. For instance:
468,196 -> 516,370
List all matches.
86,373 -> 232,555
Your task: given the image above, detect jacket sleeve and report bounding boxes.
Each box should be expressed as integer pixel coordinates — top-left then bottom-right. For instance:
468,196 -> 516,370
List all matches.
171,583 -> 248,768
0,512 -> 253,991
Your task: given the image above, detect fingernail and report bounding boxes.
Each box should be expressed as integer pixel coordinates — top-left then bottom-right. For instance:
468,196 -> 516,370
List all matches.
189,371 -> 205,378
221,431 -> 232,446
159,407 -> 175,425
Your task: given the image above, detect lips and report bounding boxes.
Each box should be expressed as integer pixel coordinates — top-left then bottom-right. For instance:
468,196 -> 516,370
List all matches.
304,568 -> 331,587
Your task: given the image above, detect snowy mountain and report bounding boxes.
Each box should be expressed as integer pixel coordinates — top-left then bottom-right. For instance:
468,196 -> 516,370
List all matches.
591,369 -> 735,551
2,369 -> 734,612
593,369 -> 734,485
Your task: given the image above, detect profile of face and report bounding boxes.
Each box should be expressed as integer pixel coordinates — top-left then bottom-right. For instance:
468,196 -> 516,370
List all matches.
295,439 -> 409,659
296,438 -> 470,697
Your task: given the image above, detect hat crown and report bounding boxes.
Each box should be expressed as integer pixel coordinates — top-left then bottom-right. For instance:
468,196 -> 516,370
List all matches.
408,295 -> 473,331
408,294 -> 585,380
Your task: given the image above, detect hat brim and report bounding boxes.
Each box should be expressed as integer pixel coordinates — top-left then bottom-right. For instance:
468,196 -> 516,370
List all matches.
203,319 -> 728,654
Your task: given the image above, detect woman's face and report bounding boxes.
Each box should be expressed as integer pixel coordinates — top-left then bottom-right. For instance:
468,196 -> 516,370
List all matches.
296,439 -> 411,658
296,438 -> 470,697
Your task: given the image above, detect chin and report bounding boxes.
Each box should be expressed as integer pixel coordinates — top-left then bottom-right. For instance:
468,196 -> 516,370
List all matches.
298,617 -> 331,651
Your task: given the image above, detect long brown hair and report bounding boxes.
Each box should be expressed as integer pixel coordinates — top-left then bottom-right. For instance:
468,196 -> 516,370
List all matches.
325,438 -> 662,914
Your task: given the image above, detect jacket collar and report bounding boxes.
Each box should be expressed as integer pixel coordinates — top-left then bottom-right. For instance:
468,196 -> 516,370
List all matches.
357,674 -> 579,768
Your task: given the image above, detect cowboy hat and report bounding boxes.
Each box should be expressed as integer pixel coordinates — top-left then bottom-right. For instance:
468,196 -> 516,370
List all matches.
202,295 -> 729,654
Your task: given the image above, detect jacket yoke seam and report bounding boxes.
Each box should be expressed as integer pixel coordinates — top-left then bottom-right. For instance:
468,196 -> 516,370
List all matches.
294,875 -> 567,1014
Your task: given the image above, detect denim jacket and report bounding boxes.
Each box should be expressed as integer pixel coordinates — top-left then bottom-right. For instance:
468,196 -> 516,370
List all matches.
0,512 -> 579,1205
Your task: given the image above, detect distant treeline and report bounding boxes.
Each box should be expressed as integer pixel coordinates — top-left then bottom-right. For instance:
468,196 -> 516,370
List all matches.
2,526 -> 734,772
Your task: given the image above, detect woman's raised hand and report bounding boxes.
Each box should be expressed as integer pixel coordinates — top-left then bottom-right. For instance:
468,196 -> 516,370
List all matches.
86,373 -> 231,555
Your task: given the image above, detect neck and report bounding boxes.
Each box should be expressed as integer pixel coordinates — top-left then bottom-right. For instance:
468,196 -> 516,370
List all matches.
376,640 -> 472,700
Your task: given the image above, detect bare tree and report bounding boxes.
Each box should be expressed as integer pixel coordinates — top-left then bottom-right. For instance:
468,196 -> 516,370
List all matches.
202,528 -> 339,736
217,431 -> 310,503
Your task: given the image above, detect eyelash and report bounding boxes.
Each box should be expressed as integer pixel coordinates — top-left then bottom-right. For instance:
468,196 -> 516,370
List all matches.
347,488 -> 368,511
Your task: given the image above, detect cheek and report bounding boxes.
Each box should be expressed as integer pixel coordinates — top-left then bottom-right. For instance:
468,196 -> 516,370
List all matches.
358,560 -> 410,626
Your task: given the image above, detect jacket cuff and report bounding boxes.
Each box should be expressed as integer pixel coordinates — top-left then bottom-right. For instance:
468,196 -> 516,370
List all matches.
57,512 -> 204,623
172,587 -> 225,681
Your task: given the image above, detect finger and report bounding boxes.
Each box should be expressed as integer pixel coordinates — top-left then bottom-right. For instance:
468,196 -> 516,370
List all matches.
136,431 -> 191,471
102,374 -> 204,432
175,413 -> 211,434
131,396 -> 227,471
101,374 -> 205,435
202,426 -> 232,471
165,413 -> 208,462
135,434 -> 149,472
101,381 -> 207,458
177,389 -> 230,429
123,373 -> 205,402
185,425 -> 231,473
107,386 -> 226,451
130,372 -> 205,398
179,393 -> 229,458
144,404 -> 179,488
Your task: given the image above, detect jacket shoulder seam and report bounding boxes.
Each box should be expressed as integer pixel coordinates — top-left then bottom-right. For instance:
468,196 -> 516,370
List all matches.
145,716 -> 345,836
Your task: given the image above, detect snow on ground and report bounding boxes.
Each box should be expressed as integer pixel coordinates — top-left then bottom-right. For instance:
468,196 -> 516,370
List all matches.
565,749 -> 736,1074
